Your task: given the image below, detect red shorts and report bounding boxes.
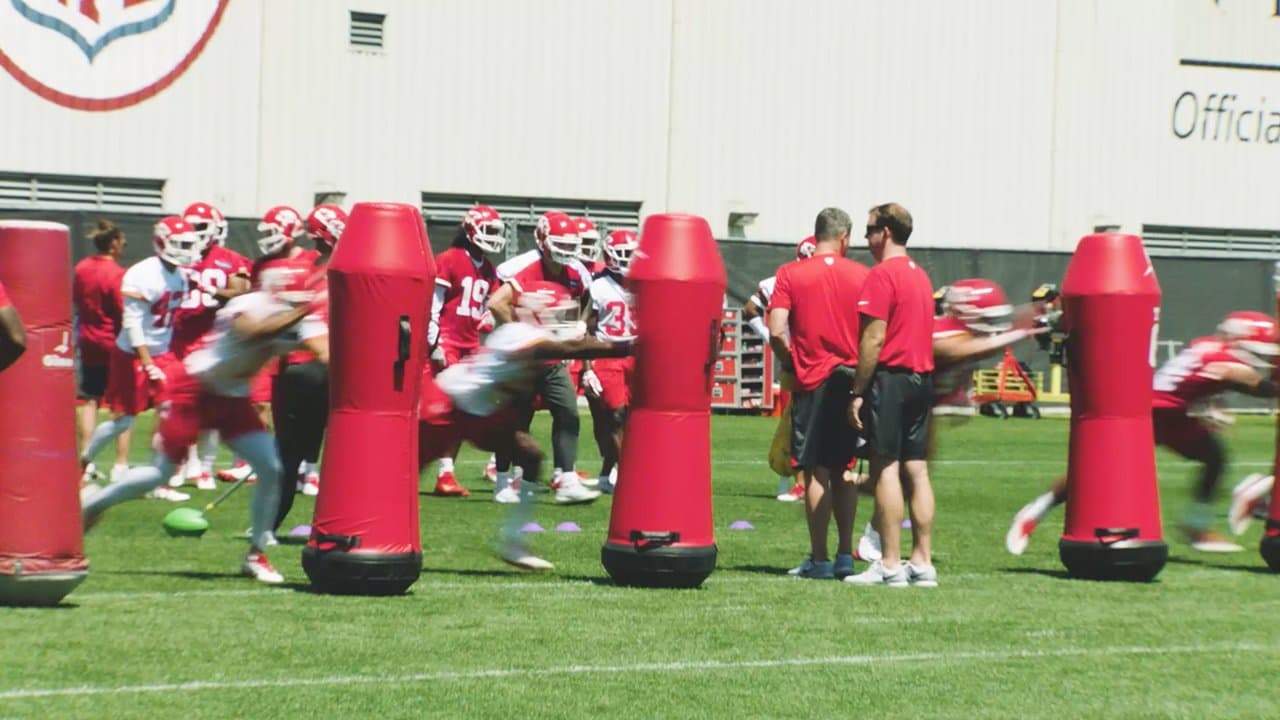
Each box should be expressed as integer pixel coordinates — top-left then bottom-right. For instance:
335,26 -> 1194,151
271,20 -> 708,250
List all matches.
429,343 -> 477,376
102,348 -> 179,415
567,359 -> 585,396
1152,406 -> 1216,461
249,363 -> 276,404
417,372 -> 517,466
590,357 -> 633,411
157,365 -> 266,464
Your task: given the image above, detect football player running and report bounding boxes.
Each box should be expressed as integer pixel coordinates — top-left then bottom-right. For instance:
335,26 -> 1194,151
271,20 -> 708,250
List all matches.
82,260 -> 329,584
741,236 -> 816,502
418,282 -> 631,570
1006,311 -> 1280,555
168,202 -> 251,490
79,217 -> 201,501
581,229 -> 638,494
425,205 -> 505,498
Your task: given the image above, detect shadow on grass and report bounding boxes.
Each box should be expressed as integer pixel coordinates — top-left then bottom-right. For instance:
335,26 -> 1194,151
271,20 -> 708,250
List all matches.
998,567 -> 1072,580
1165,555 -> 1278,575
722,564 -> 791,576
420,567 -> 526,579
100,569 -> 242,582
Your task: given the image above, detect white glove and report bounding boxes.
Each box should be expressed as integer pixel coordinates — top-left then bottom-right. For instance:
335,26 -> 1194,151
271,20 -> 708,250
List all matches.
581,369 -> 604,397
143,363 -> 165,384
430,345 -> 446,366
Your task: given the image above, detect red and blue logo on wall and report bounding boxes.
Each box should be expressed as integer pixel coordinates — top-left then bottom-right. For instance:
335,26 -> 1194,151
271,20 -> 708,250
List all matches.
0,0 -> 229,111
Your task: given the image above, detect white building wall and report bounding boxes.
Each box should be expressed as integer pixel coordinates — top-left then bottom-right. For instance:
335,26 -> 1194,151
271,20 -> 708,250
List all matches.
2,0 -> 1279,251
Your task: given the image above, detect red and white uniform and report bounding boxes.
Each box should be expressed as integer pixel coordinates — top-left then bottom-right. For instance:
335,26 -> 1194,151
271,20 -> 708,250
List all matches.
72,255 -> 124,367
1150,337 -> 1248,458
496,249 -> 591,299
103,257 -> 186,414
417,322 -> 551,464
247,248 -> 319,400
588,271 -> 636,409
170,245 -> 250,358
157,293 -> 327,463
432,247 -> 498,368
931,315 -> 973,406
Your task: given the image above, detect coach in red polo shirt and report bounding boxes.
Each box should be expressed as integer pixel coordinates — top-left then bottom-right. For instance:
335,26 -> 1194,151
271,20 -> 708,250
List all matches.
0,279 -> 25,371
767,207 -> 870,579
847,202 -> 938,588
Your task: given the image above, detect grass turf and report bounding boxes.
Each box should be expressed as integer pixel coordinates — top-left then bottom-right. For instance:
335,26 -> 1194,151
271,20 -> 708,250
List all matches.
2,412 -> 1278,718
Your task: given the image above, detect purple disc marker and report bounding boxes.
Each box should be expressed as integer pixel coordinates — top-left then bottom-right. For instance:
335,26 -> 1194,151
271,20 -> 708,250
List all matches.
520,522 -> 545,533
902,519 -> 912,529
729,520 -> 754,530
555,521 -> 582,533
289,524 -> 311,537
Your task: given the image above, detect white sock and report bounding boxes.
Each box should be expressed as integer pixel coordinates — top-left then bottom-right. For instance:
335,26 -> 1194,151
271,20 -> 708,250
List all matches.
228,431 -> 282,550
1027,491 -> 1058,521
84,460 -> 172,517
304,461 -> 318,476
82,415 -> 135,463
486,453 -> 496,466
609,466 -> 618,485
199,429 -> 219,473
438,457 -> 455,474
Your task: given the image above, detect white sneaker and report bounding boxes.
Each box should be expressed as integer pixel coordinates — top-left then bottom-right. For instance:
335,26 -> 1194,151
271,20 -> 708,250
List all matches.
167,462 -> 186,487
1230,473 -> 1273,536
1006,502 -> 1041,556
149,486 -> 190,502
498,542 -> 554,571
301,472 -> 320,497
855,522 -> 882,562
553,472 -> 601,505
905,561 -> 938,588
483,458 -> 498,483
843,559 -> 909,587
242,551 -> 284,584
79,483 -> 103,507
195,473 -> 217,491
787,555 -> 834,579
494,485 -> 522,504
579,474 -> 600,489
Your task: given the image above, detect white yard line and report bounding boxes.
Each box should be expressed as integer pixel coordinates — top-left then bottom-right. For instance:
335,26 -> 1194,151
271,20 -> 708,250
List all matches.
1,641 -> 1271,700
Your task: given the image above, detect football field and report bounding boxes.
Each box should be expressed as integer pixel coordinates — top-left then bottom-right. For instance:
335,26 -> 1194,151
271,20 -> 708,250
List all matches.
3,413 -> 1278,719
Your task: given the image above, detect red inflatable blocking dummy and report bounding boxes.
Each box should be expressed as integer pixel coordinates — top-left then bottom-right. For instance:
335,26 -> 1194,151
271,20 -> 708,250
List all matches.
1059,233 -> 1166,581
0,221 -> 87,605
602,214 -> 725,588
303,203 -> 433,595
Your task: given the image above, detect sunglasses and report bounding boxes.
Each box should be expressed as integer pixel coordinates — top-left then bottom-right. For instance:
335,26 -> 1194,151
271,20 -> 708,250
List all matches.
865,224 -> 883,237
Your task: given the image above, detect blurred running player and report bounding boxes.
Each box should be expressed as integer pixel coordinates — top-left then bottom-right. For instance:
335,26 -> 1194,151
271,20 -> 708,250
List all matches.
1006,311 -> 1280,555
82,259 -> 328,584
418,282 -> 630,569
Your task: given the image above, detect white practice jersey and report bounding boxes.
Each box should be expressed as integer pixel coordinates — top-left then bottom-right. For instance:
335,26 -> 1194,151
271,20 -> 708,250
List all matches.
116,256 -> 188,353
183,292 -> 327,396
589,272 -> 636,341
436,322 -> 551,417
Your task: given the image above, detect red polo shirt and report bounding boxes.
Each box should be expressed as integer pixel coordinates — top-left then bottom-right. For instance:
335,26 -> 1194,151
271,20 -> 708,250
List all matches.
769,252 -> 870,391
72,255 -> 125,365
858,255 -> 935,373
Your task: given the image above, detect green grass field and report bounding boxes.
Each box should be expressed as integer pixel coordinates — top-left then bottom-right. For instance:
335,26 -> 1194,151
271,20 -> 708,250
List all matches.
3,413 -> 1279,719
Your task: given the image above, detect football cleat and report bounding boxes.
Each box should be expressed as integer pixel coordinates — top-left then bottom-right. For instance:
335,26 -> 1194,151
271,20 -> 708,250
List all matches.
855,523 -> 883,562
777,481 -> 804,503
301,472 -> 320,497
1185,529 -> 1244,553
552,472 -> 600,505
433,471 -> 470,497
242,551 -> 284,584
1229,473 -> 1274,536
483,458 -> 498,483
1005,502 -> 1040,556
149,486 -> 190,502
498,542 -> 553,571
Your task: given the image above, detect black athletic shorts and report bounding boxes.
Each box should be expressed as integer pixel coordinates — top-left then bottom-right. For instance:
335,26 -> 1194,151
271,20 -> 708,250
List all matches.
79,362 -> 109,399
791,367 -> 860,470
863,367 -> 932,462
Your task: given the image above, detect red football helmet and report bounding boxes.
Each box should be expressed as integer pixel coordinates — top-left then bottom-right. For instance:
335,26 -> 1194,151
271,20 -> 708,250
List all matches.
573,217 -> 602,264
153,216 -> 202,267
1218,311 -> 1280,367
183,201 -> 228,250
259,258 -> 319,307
603,229 -> 638,275
463,204 -> 506,254
257,206 -> 304,256
515,280 -> 584,340
796,236 -> 817,260
535,212 -> 581,265
942,278 -> 1013,334
306,204 -> 347,251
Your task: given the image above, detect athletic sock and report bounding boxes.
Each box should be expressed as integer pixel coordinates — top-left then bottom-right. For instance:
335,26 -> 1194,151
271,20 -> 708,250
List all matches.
439,457 -> 455,474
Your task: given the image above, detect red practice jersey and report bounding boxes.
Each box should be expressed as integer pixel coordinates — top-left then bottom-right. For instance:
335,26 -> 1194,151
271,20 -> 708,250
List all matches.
72,255 -> 125,365
171,246 -> 250,358
769,253 -> 870,391
435,247 -> 498,352
1152,337 -> 1252,410
858,255 -> 935,373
